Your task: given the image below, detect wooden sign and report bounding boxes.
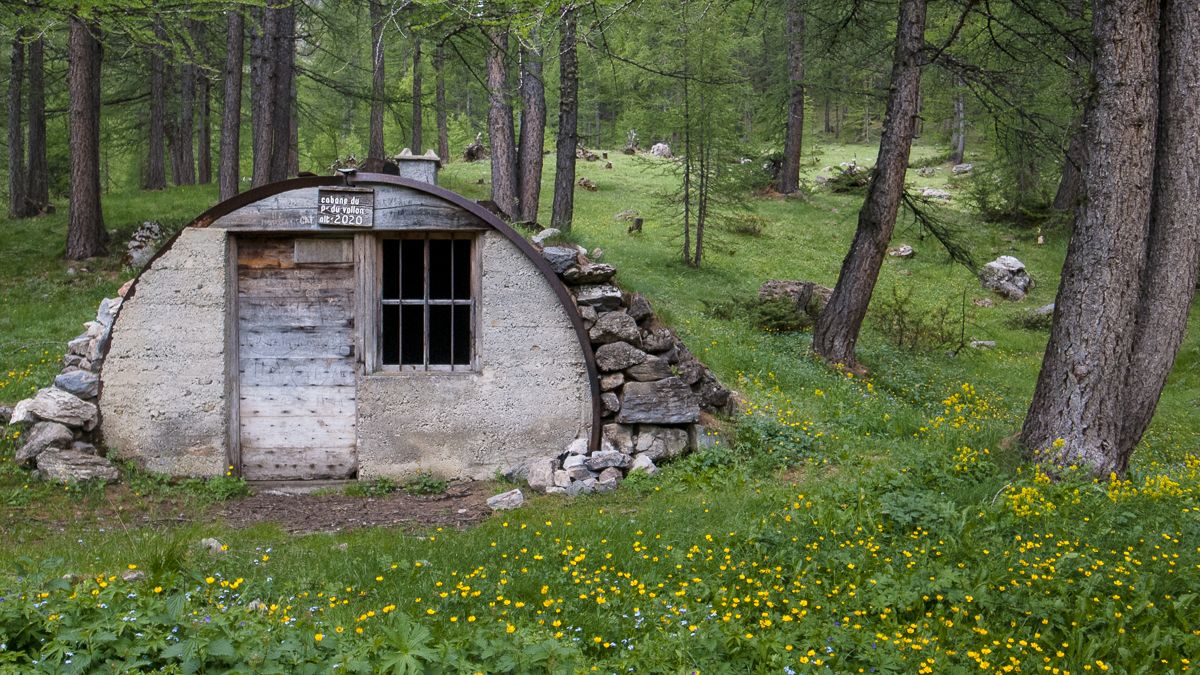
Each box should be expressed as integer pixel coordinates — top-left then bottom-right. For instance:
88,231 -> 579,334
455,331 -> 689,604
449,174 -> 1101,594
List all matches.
318,187 -> 375,227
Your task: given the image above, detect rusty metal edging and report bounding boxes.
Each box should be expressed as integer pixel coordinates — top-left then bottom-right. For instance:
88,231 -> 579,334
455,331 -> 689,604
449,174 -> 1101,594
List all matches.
113,174 -> 604,454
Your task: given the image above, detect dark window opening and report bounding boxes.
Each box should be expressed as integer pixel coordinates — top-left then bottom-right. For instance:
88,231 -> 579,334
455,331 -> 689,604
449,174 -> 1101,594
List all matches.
380,235 -> 475,370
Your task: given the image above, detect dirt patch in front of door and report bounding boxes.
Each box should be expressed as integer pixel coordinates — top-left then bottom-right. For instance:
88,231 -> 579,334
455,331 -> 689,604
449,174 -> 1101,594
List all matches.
212,481 -> 495,534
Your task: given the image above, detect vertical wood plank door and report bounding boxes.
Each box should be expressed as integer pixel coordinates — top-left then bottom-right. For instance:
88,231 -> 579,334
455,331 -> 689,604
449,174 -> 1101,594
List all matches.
237,236 -> 357,480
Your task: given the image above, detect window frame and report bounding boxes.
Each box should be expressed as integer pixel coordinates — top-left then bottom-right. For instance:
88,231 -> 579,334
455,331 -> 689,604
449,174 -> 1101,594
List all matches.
369,232 -> 481,374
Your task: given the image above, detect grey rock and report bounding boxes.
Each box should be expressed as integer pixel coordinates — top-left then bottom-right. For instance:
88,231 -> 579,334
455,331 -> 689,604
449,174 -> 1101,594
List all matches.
578,305 -> 598,324
565,479 -> 595,496
635,426 -> 690,461
564,437 -> 590,456
121,569 -> 147,583
1021,303 -> 1055,330
501,462 -> 530,482
641,328 -> 675,353
589,311 -> 641,346
87,329 -> 111,364
199,538 -> 225,554
920,187 -> 951,200
970,340 -> 997,349
553,470 -> 572,488
627,293 -> 653,322
531,228 -> 561,246
54,370 -> 100,399
96,297 -> 122,328
650,142 -> 672,158
603,423 -> 635,455
487,489 -> 525,510
595,341 -> 648,372
586,450 -> 632,471
952,162 -> 973,174
690,425 -> 720,450
626,356 -> 673,382
630,454 -> 658,476
980,256 -> 1033,301
574,284 -> 623,311
618,378 -> 700,424
562,454 -> 588,470
887,244 -> 916,258
71,441 -> 98,454
758,280 -> 833,323
563,263 -> 617,285
62,354 -> 84,369
545,486 -> 567,495
675,356 -> 704,386
67,335 -> 91,357
600,373 -> 625,391
0,406 -> 11,425
595,467 -> 622,492
14,421 -> 74,466
696,373 -> 733,412
525,457 -> 558,492
10,388 -> 99,430
542,246 -> 580,274
35,448 -> 120,484
565,465 -> 597,481
601,392 -> 620,414
916,166 -> 937,177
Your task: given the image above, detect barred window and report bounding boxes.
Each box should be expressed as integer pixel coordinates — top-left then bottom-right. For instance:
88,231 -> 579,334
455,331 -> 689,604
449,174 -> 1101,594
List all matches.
380,234 -> 475,370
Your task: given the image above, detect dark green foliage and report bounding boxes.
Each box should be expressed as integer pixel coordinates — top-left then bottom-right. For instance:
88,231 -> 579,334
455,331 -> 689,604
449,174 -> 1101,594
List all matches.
872,286 -> 964,352
402,472 -> 448,496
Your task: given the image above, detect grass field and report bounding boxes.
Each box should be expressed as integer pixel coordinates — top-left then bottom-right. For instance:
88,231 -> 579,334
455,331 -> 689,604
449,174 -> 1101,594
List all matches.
0,142 -> 1197,672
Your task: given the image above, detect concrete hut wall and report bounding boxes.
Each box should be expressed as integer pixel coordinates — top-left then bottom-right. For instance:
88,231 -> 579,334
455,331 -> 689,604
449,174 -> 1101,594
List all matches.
357,230 -> 590,480
99,228 -> 230,476
97,179 -> 592,480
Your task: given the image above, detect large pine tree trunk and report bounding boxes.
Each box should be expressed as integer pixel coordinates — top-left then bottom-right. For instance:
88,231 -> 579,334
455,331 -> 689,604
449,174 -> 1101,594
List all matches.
411,38 -> 423,151
435,41 -> 449,162
25,35 -> 47,213
776,0 -> 805,194
1020,0 -> 1161,475
145,22 -> 167,190
219,11 -> 244,201
515,43 -> 546,224
7,30 -> 26,218
1024,0 -> 1199,476
66,16 -> 107,260
177,30 -> 197,186
1052,124 -> 1088,210
368,0 -> 386,159
268,3 -> 295,182
485,28 -> 517,218
249,6 -> 275,187
550,6 -> 578,230
812,0 -> 925,367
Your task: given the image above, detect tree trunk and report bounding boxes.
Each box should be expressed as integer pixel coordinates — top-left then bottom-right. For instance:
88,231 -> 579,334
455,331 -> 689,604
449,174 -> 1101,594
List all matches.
435,41 -> 449,162
268,3 -> 295,182
550,6 -> 578,230
219,10 -> 244,201
145,22 -> 167,190
485,28 -> 517,218
515,43 -> 546,223
177,34 -> 197,185
249,6 -> 275,187
7,30 -> 26,218
950,82 -> 966,164
25,35 -> 47,213
66,16 -> 107,260
777,0 -> 805,194
1052,123 -> 1087,210
812,0 -> 925,367
823,93 -> 832,133
1022,0 -> 1199,477
194,22 -> 211,185
369,0 -> 386,159
411,38 -> 423,151
288,59 -> 299,177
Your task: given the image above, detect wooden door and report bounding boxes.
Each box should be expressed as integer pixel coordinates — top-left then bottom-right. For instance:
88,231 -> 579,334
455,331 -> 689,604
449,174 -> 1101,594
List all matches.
236,236 -> 357,480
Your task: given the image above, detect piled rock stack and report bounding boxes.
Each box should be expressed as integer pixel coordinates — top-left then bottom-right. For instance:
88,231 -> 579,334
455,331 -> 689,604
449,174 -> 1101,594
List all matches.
5,291 -> 127,483
517,232 -> 734,495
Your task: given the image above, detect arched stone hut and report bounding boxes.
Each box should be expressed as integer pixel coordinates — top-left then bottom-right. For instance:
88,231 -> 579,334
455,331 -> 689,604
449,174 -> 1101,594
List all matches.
100,159 -> 600,482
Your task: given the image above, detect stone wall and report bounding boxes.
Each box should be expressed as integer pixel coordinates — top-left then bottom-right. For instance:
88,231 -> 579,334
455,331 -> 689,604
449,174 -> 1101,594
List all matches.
99,228 -> 230,477
356,230 -> 591,480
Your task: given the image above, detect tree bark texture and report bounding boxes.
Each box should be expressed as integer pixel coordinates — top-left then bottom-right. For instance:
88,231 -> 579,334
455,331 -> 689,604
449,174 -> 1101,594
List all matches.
177,29 -> 197,186
249,6 -> 275,187
411,38 -> 423,151
812,0 -> 926,367
66,17 -> 108,260
25,35 -> 47,213
268,3 -> 296,182
435,41 -> 449,162
550,7 -> 578,230
950,83 -> 966,164
369,0 -> 386,159
219,11 -> 244,201
145,22 -> 167,190
1022,0 -> 1200,477
485,28 -> 517,218
7,30 -> 26,218
1052,123 -> 1088,210
515,43 -> 546,224
776,0 -> 805,194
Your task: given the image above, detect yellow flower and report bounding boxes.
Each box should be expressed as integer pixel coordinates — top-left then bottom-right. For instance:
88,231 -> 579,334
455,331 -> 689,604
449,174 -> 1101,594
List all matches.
506,623 -> 516,633
205,576 -> 215,584
314,633 -> 323,642
153,586 -> 163,594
